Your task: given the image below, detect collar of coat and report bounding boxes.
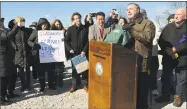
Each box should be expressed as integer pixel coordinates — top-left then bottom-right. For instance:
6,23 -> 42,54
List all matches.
171,19 -> 186,29
129,16 -> 144,25
72,24 -> 85,30
135,17 -> 144,24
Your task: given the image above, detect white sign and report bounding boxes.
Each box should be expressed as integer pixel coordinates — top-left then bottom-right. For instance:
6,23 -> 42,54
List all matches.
38,30 -> 66,63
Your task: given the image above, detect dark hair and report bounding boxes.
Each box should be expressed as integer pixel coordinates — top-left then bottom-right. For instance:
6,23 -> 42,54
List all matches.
167,14 -> 175,21
119,17 -> 128,24
84,15 -> 94,27
96,12 -> 105,18
128,3 -> 140,13
71,12 -> 82,21
8,19 -> 15,29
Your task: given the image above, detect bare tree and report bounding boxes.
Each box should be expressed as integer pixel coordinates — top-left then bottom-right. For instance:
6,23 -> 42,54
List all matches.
155,16 -> 163,28
163,10 -> 171,16
163,2 -> 186,18
116,4 -> 127,18
170,2 -> 186,9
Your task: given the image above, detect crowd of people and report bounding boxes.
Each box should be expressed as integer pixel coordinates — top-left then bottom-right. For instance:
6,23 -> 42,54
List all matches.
0,3 -> 186,109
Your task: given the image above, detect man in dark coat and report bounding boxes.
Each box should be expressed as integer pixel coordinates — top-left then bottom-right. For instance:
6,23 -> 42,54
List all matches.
156,8 -> 187,107
124,3 -> 155,109
65,12 -> 89,93
0,17 -> 15,105
7,16 -> 33,92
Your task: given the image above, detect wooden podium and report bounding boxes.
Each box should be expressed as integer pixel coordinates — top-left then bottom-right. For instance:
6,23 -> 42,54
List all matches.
88,41 -> 138,109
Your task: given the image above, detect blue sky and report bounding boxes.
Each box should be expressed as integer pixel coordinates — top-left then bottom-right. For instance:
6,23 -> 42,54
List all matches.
1,2 -> 183,28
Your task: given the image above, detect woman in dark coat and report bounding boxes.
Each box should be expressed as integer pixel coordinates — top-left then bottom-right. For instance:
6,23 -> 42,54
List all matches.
7,16 -> 33,92
0,18 -> 16,105
28,18 -> 56,92
50,19 -> 66,88
6,19 -> 20,99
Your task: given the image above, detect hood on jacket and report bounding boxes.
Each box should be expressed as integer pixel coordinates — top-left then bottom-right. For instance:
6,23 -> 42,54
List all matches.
8,19 -> 15,29
37,18 -> 50,30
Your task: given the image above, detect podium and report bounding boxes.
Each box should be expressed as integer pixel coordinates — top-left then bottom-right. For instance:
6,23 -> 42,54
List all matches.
88,41 -> 138,109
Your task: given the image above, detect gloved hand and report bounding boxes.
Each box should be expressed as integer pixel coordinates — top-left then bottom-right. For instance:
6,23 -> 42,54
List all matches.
122,24 -> 131,30
165,47 -> 176,59
165,47 -> 173,55
61,38 -> 64,42
33,43 -> 41,50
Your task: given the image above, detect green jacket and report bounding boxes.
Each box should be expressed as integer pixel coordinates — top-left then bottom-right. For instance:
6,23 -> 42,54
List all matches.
104,24 -> 131,46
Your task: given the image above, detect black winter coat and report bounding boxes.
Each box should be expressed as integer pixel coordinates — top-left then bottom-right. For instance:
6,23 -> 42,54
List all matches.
159,19 -> 187,69
0,30 -> 15,77
64,24 -> 89,60
7,25 -> 33,68
27,30 -> 39,63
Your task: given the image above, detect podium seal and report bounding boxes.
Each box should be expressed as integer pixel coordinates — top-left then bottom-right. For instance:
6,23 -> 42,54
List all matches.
96,62 -> 103,76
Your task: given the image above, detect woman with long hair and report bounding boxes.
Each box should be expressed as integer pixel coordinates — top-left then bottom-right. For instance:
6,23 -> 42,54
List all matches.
50,19 -> 66,88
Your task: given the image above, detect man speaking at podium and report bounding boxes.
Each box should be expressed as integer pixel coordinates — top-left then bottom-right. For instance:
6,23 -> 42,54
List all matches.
89,12 -> 111,42
123,3 -> 155,109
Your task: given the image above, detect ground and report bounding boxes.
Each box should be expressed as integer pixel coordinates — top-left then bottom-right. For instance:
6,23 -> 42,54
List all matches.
1,58 -> 186,109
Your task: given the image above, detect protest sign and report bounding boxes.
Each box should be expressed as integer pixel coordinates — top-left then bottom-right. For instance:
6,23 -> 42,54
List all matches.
38,30 -> 66,63
71,55 -> 89,74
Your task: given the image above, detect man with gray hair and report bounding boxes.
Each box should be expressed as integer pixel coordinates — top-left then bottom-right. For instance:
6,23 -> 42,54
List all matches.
156,8 -> 187,107
124,3 -> 155,109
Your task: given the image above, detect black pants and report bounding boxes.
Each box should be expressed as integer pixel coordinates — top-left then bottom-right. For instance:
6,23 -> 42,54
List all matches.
17,66 -> 31,90
136,72 -> 149,109
161,60 -> 175,96
7,73 -> 17,94
0,76 -> 9,100
55,62 -> 65,87
32,64 -> 38,80
150,56 -> 159,90
37,63 -> 55,89
71,63 -> 88,88
175,69 -> 186,98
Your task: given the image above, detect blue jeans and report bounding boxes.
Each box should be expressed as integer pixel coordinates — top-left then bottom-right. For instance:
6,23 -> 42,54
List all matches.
175,69 -> 187,97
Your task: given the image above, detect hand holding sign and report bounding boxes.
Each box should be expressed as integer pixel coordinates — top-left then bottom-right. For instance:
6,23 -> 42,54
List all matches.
33,43 -> 41,50
38,31 -> 66,63
81,52 -> 85,57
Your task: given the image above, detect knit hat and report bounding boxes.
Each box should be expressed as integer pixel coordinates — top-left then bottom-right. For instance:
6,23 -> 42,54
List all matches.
167,14 -> 175,21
